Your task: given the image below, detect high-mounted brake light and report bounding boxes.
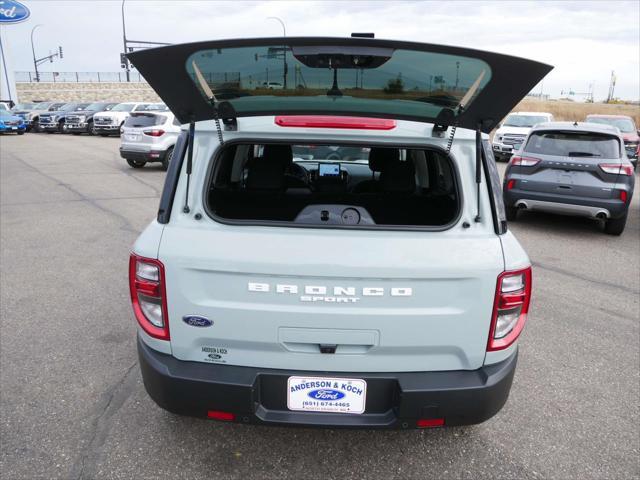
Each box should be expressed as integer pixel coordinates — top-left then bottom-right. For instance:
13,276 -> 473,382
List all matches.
129,254 -> 169,340
143,129 -> 165,137
510,155 -> 540,167
599,163 -> 633,176
487,267 -> 532,351
275,116 -> 396,130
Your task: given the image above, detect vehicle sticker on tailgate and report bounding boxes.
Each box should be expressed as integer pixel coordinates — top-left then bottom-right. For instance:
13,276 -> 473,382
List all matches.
287,376 -> 367,414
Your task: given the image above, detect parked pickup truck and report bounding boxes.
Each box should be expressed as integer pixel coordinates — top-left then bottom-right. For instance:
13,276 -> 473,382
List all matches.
126,36 -> 551,429
585,114 -> 639,169
92,102 -> 151,136
64,102 -> 118,135
492,112 -> 554,161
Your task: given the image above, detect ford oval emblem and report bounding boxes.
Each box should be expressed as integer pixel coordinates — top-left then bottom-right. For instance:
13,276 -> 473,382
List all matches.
0,1 -> 31,24
307,389 -> 346,401
182,315 -> 213,327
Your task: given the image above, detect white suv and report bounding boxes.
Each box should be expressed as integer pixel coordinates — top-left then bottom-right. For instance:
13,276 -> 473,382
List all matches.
492,111 -> 554,161
120,107 -> 181,170
93,102 -> 151,136
126,37 -> 551,428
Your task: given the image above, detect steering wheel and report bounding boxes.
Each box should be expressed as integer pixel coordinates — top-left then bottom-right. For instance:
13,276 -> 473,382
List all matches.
286,162 -> 309,185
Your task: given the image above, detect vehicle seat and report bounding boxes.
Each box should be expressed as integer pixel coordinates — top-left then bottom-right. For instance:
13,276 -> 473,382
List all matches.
380,154 -> 416,194
352,147 -> 400,193
245,144 -> 293,191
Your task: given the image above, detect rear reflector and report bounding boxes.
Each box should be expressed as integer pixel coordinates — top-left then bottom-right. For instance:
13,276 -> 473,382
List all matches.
417,418 -> 445,428
487,267 -> 532,351
275,115 -> 396,130
599,163 -> 633,176
619,190 -> 628,203
510,155 -> 540,167
129,254 -> 170,340
207,410 -> 235,421
506,179 -> 516,190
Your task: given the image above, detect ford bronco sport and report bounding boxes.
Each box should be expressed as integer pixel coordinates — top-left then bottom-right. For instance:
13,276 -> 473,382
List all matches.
127,37 -> 551,428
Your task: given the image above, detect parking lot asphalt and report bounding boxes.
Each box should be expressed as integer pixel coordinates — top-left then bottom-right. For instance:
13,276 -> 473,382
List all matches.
1,134 -> 638,480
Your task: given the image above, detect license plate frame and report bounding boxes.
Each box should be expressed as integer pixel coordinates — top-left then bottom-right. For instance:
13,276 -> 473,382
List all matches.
287,376 -> 367,414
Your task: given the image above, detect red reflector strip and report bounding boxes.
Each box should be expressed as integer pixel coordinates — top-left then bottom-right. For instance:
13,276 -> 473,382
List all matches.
619,190 -> 628,203
417,418 -> 445,428
207,410 -> 235,422
507,179 -> 516,190
275,115 -> 396,130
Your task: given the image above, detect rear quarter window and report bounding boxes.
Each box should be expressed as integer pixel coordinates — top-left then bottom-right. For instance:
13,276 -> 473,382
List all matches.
525,131 -> 620,158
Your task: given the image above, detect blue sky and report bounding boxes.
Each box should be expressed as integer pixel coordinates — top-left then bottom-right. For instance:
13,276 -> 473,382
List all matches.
2,0 -> 639,101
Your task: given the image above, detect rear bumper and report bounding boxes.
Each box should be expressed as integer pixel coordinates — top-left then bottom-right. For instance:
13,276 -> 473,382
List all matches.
138,335 -> 518,429
120,148 -> 167,163
504,188 -> 630,219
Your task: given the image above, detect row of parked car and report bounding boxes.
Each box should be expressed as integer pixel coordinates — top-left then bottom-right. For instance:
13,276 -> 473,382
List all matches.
492,111 -> 638,235
2,100 -> 181,170
492,110 -> 639,167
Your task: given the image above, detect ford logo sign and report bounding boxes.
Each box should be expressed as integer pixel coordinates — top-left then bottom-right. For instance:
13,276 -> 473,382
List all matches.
307,389 -> 346,401
182,315 -> 213,327
0,1 -> 31,24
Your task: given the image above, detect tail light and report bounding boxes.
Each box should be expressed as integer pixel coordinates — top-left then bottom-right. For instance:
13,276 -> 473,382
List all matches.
275,115 -> 396,130
143,129 -> 165,137
506,179 -> 516,190
488,267 -> 532,351
510,155 -> 540,167
129,254 -> 169,340
599,163 -> 633,176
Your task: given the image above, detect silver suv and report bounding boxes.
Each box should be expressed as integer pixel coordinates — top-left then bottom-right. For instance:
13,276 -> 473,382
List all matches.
503,122 -> 635,235
119,107 -> 181,170
126,37 -> 551,428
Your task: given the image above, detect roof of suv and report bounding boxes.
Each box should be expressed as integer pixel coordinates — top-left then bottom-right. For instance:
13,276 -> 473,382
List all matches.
530,121 -> 622,135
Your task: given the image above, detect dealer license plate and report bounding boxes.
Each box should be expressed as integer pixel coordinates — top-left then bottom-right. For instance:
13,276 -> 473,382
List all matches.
125,134 -> 140,141
287,376 -> 367,414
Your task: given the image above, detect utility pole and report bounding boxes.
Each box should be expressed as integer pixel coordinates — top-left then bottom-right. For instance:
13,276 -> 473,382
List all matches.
266,17 -> 287,89
30,24 -> 63,82
121,0 -> 130,82
606,70 -> 616,103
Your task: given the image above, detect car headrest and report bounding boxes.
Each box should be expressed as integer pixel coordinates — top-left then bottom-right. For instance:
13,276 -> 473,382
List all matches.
263,144 -> 293,167
368,148 -> 400,172
245,145 -> 293,191
380,158 -> 416,193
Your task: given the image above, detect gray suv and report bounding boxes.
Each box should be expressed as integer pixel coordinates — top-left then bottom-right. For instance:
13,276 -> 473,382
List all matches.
503,122 -> 635,235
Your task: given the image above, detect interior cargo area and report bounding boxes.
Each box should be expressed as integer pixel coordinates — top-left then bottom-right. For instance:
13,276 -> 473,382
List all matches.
206,143 -> 460,227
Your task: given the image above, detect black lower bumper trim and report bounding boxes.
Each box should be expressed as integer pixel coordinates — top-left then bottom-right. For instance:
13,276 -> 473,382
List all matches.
138,335 -> 517,429
120,149 -> 166,163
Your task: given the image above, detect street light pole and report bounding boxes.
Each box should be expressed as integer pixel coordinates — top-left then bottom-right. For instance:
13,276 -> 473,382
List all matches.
121,0 -> 130,82
30,24 -> 43,82
267,16 -> 287,89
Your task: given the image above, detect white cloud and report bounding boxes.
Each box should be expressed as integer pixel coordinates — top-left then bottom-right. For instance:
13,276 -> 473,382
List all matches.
3,0 -> 639,100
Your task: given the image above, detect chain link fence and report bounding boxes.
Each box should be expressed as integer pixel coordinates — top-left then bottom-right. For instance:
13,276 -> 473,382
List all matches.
15,71 -> 147,83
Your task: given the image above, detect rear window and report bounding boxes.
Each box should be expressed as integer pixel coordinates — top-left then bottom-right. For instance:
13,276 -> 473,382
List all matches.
525,131 -> 620,158
186,44 -> 491,120
206,142 -> 460,229
124,114 -> 166,128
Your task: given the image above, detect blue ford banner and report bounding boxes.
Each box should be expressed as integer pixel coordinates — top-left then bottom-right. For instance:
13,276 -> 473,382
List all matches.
0,0 -> 30,24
